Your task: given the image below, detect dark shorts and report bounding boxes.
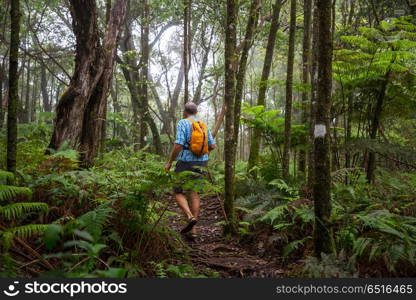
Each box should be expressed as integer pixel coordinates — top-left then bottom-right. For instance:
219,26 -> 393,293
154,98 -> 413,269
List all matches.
173,160 -> 208,194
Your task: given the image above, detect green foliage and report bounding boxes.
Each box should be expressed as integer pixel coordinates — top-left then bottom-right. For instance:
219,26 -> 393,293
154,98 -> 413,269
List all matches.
241,104 -> 307,151
0,170 -> 15,183
236,170 -> 416,275
0,123 -> 51,171
301,251 -> 358,278
0,202 -> 48,220
48,141 -> 79,162
76,202 -> 114,241
9,224 -> 49,240
0,185 -> 32,203
0,175 -> 49,253
334,17 -> 416,125
149,262 -> 219,278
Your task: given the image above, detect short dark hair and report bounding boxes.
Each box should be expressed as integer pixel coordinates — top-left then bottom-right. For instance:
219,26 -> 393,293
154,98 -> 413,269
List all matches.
184,102 -> 198,114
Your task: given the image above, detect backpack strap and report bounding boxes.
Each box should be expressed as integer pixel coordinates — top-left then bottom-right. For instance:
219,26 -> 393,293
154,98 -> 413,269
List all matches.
183,118 -> 198,150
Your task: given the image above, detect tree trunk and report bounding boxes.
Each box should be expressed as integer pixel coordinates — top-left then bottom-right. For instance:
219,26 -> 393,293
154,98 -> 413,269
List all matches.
344,95 -> 352,169
183,0 -> 190,105
212,101 -> 226,139
48,0 -> 128,167
30,63 -> 38,123
234,0 -> 260,145
366,71 -> 390,183
224,0 -> 239,235
282,0 -> 297,178
308,0 -> 319,188
0,61 -> 5,129
168,60 -> 185,135
347,0 -> 355,26
313,0 -> 333,256
119,3 -> 162,154
18,56 -> 26,123
192,26 -> 214,105
23,59 -> 31,123
299,0 -> 312,174
140,0 -> 163,154
409,1 -> 416,18
40,63 -> 51,112
7,0 -> 21,173
247,0 -> 282,175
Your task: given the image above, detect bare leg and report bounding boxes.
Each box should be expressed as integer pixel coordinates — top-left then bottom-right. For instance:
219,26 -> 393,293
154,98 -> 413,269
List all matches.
175,193 -> 193,220
189,191 -> 200,233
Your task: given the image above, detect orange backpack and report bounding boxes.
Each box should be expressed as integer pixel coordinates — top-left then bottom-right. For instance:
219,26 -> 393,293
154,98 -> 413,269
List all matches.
186,118 -> 209,157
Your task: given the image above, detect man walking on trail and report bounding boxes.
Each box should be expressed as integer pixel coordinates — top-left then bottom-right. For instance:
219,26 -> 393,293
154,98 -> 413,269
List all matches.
164,102 -> 216,239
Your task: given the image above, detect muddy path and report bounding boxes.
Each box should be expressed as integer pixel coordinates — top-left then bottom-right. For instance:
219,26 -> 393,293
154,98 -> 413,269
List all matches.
166,195 -> 288,278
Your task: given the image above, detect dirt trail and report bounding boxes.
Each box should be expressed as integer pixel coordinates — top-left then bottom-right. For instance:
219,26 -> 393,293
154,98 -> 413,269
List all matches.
167,195 -> 286,278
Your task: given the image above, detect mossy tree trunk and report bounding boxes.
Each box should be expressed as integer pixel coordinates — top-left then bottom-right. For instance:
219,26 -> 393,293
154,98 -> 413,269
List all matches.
313,0 -> 333,256
282,0 -> 297,178
299,0 -> 312,174
308,0 -> 319,189
224,0 -> 239,235
0,61 -> 5,129
233,0 -> 260,145
7,0 -> 21,173
48,0 -> 128,167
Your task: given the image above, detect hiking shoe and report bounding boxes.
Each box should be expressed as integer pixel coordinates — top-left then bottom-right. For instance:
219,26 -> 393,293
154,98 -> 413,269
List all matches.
180,217 -> 197,234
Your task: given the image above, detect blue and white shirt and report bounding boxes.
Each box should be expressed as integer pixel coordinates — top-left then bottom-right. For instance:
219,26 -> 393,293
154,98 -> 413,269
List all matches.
174,115 -> 216,162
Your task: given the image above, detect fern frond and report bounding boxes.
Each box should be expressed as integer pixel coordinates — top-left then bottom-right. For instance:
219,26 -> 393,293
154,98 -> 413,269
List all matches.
76,202 -> 114,240
0,185 -> 32,202
331,168 -> 363,184
0,231 -> 14,251
0,202 -> 48,220
283,237 -> 311,257
258,205 -> 287,225
0,170 -> 15,183
9,224 -> 49,240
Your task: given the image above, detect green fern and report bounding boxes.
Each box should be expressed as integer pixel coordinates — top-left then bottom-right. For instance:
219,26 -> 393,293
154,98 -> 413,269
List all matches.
76,202 -> 114,240
331,168 -> 363,184
0,202 -> 48,220
0,185 -> 32,202
283,237 -> 311,257
0,170 -> 15,184
258,206 -> 287,225
1,225 -> 49,252
9,224 -> 49,240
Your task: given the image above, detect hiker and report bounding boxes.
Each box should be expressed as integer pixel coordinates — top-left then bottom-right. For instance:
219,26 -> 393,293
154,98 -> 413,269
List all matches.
164,102 -> 216,239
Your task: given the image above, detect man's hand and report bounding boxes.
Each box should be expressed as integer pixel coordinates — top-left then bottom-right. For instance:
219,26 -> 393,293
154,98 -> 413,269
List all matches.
164,161 -> 173,172
165,144 -> 183,172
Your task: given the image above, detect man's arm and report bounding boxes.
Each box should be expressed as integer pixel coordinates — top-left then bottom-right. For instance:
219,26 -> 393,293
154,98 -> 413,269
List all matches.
165,120 -> 187,171
208,129 -> 216,152
164,143 -> 183,171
